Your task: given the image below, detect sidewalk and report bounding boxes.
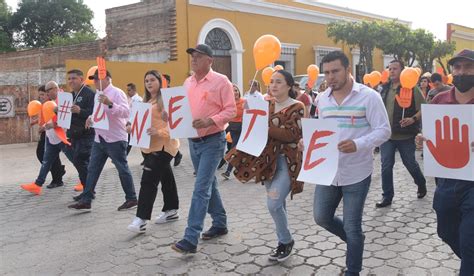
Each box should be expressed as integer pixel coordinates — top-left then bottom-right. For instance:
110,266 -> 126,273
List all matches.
0,141 -> 459,275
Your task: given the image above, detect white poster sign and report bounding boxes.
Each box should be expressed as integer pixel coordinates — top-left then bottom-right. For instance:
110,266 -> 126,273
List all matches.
236,97 -> 269,157
161,86 -> 197,139
57,92 -> 73,129
91,91 -> 109,130
421,104 -> 474,181
128,102 -> 152,148
297,118 -> 340,185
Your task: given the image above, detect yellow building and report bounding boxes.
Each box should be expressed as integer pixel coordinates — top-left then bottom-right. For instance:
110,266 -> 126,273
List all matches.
67,0 -> 410,94
448,23 -> 474,52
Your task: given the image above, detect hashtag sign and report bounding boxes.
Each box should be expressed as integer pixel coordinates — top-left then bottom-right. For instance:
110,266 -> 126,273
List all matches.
59,100 -> 71,120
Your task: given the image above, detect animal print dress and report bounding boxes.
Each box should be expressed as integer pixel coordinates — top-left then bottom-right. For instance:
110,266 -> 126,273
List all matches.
225,100 -> 305,198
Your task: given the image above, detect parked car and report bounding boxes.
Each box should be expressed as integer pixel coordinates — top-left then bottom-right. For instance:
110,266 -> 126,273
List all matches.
294,74 -> 325,92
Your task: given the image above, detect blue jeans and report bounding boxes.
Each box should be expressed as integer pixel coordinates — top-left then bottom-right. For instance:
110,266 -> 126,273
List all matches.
313,175 -> 371,274
80,137 -> 136,203
264,155 -> 292,244
380,138 -> 426,200
35,137 -> 73,186
184,132 -> 227,246
433,178 -> 474,276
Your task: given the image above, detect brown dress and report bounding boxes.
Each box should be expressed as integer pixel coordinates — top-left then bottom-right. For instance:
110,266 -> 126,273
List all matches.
225,100 -> 305,199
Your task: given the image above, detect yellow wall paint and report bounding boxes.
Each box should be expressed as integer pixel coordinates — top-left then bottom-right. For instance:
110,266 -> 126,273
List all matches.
66,1 -> 392,95
65,59 -> 187,96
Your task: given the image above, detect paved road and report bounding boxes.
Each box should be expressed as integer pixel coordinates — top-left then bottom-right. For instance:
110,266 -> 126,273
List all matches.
0,141 -> 459,275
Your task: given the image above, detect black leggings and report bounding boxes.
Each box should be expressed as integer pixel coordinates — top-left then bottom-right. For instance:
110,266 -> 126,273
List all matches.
136,151 -> 179,220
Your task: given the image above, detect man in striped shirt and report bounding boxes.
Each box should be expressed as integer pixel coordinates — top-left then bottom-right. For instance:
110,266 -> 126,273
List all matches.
300,51 -> 391,275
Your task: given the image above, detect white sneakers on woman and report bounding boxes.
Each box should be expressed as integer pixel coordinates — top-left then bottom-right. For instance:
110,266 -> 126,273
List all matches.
127,217 -> 147,233
155,209 -> 179,224
127,210 -> 179,233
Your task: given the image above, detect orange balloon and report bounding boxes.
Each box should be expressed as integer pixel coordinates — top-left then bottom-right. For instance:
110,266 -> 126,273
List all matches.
447,74 -> 453,85
400,68 -> 418,89
42,101 -> 57,122
261,67 -> 275,86
369,71 -> 382,87
253,35 -> 281,70
414,67 -> 422,77
363,74 -> 371,86
381,69 -> 389,84
307,64 -> 319,80
27,100 -> 42,117
85,66 -> 98,86
274,65 -> 284,71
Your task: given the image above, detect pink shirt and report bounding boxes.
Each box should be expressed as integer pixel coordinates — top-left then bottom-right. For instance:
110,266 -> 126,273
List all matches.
184,69 -> 236,137
94,83 -> 130,143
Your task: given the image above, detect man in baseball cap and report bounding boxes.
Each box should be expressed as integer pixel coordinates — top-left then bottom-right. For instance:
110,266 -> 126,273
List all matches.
447,49 -> 474,66
427,48 -> 474,276
186,44 -> 214,58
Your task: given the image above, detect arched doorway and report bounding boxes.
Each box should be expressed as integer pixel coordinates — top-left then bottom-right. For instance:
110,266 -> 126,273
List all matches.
198,18 -> 244,91
205,28 -> 232,82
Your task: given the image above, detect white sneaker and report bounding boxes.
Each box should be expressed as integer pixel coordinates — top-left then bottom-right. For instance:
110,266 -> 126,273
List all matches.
155,209 -> 179,224
127,217 -> 147,233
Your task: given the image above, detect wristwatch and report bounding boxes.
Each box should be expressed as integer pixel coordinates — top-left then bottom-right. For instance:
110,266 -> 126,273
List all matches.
108,102 -> 113,109
412,116 -> 418,122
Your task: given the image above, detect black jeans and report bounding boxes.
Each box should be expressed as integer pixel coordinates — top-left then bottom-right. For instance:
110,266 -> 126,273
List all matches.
70,134 -> 94,186
137,151 -> 179,220
36,132 -> 64,183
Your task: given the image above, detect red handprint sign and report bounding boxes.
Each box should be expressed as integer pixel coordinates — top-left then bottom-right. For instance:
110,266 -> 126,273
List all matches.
426,116 -> 470,169
395,88 -> 413,109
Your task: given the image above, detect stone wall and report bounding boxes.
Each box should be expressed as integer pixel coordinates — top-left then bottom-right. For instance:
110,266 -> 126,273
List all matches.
105,0 -> 177,62
0,0 -> 176,144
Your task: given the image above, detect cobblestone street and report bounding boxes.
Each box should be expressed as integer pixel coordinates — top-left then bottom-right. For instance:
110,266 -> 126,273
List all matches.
0,141 -> 459,275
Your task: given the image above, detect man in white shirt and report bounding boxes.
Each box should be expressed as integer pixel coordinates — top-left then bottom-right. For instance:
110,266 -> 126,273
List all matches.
243,80 -> 264,100
126,83 -> 142,155
299,51 -> 391,275
126,83 -> 143,106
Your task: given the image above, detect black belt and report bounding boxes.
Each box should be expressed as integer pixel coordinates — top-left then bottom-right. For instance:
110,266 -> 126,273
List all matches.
190,131 -> 223,143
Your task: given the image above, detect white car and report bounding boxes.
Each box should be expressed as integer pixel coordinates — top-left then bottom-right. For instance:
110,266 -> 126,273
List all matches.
293,74 -> 325,92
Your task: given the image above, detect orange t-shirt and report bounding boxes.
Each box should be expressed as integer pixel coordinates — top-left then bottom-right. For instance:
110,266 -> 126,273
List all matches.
231,98 -> 246,123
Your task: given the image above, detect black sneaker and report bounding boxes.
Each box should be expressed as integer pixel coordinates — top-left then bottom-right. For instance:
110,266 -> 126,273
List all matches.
174,151 -> 183,167
117,200 -> 138,211
46,181 -> 64,189
201,226 -> 228,240
269,240 -> 294,262
73,192 -> 95,202
68,201 -> 91,211
171,239 -> 197,254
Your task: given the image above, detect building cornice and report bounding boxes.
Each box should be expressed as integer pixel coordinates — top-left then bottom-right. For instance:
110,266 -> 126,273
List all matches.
295,0 -> 411,26
452,30 -> 474,41
189,0 -> 411,26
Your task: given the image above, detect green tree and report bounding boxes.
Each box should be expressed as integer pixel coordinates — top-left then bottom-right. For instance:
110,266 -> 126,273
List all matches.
0,0 -> 14,52
10,0 -> 95,48
433,40 -> 456,74
327,20 -> 381,77
47,30 -> 97,47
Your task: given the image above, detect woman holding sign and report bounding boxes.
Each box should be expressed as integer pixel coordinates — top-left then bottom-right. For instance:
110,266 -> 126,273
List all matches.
127,70 -> 180,233
226,70 -> 305,262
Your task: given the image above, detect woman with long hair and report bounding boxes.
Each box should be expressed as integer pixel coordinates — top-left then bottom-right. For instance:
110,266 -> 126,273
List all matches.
221,84 -> 246,179
127,70 -> 180,233
226,70 -> 305,262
